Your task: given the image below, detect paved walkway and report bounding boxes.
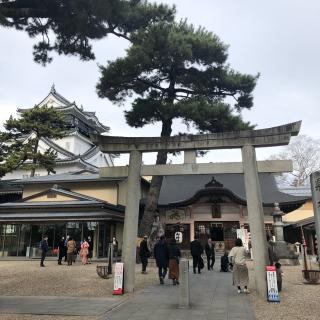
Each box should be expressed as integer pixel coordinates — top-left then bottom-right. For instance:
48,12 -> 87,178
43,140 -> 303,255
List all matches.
105,263 -> 255,320
0,296 -> 123,316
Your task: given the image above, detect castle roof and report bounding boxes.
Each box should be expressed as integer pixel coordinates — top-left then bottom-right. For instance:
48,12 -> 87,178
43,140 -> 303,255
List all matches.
17,86 -> 110,135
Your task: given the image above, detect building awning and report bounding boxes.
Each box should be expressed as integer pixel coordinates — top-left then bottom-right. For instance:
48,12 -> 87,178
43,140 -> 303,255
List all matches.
0,210 -> 123,223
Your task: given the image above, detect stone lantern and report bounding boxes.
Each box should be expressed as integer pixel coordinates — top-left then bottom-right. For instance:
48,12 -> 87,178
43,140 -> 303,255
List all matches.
272,202 -> 299,265
272,203 -> 285,241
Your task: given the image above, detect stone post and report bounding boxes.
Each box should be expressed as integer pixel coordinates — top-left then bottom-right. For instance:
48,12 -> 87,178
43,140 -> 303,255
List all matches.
242,144 -> 268,298
179,259 -> 190,308
310,172 -> 320,261
122,150 -> 142,293
184,150 -> 196,163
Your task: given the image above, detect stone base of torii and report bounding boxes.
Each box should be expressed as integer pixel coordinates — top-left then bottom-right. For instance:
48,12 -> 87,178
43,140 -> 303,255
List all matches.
92,121 -> 301,298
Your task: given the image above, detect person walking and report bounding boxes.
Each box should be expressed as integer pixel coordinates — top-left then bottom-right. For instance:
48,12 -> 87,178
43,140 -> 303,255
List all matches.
40,235 -> 49,267
190,234 -> 203,274
154,235 -> 169,284
168,239 -> 181,285
205,238 -> 215,270
229,238 -> 250,294
80,238 -> 90,265
87,236 -> 93,264
139,235 -> 150,274
57,236 -> 66,265
67,236 -> 77,266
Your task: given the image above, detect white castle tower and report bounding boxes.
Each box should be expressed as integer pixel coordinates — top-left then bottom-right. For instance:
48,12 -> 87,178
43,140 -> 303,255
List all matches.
3,85 -> 113,179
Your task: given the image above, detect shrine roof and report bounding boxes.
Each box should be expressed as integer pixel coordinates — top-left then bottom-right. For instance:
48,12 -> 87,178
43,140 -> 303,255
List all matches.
158,173 -> 309,208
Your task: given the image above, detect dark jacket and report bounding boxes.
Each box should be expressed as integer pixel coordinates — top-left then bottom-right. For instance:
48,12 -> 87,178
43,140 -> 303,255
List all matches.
190,240 -> 203,257
168,243 -> 181,262
154,240 -> 169,268
139,239 -> 150,258
88,240 -> 93,252
40,240 -> 49,253
58,240 -> 66,253
205,243 -> 215,257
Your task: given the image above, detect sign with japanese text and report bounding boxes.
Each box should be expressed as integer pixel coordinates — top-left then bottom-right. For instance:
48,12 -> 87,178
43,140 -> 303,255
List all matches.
113,262 -> 124,295
311,172 -> 320,260
266,266 -> 280,302
175,231 -> 183,243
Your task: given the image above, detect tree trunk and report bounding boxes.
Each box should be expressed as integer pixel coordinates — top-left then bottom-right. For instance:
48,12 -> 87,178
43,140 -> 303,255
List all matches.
138,119 -> 172,237
30,138 -> 39,177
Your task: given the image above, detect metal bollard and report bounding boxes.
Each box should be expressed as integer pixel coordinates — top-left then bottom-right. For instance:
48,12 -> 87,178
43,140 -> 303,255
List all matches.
179,258 -> 190,308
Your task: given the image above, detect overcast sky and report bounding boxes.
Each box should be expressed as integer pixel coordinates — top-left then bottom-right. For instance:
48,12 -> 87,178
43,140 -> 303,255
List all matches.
1,0 -> 319,165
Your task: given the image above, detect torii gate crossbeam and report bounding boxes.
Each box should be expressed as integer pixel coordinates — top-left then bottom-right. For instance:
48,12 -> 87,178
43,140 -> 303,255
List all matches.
92,121 -> 301,298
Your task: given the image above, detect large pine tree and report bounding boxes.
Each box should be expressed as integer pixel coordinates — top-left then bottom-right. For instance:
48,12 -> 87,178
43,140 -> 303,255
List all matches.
2,105 -> 67,177
0,0 -> 175,65
97,21 -> 258,236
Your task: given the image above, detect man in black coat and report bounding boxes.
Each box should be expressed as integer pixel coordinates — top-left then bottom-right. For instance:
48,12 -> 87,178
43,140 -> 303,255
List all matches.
205,238 -> 215,270
190,234 -> 203,274
87,236 -> 93,264
40,235 -> 49,267
57,236 -> 66,265
139,235 -> 150,274
154,235 -> 169,284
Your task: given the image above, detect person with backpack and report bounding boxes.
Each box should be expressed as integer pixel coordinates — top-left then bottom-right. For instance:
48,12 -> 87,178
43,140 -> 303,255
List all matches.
40,235 -> 49,267
66,236 -> 77,266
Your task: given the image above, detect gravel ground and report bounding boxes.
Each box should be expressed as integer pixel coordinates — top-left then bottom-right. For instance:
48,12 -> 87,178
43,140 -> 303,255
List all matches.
0,259 -> 158,320
0,259 -> 158,297
247,261 -> 320,320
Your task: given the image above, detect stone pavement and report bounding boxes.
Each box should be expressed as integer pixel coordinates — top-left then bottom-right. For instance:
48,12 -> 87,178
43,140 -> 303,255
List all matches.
104,263 -> 255,320
0,296 -> 123,316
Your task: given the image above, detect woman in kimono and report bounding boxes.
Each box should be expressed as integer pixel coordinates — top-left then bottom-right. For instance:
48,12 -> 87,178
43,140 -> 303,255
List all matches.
80,238 -> 90,265
168,239 -> 181,285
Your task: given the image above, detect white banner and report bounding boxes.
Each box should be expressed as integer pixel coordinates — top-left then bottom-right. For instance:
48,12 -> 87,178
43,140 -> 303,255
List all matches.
175,231 -> 183,243
113,262 -> 124,295
266,266 -> 280,302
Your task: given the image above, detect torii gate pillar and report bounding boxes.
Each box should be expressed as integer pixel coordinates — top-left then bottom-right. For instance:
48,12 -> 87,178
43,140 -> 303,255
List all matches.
122,150 -> 142,293
242,145 -> 269,295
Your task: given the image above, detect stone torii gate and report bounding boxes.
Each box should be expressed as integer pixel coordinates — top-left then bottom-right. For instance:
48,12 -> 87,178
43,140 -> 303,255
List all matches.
92,121 -> 301,298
